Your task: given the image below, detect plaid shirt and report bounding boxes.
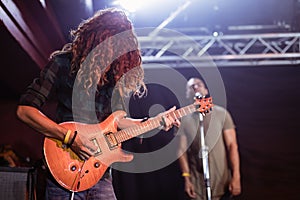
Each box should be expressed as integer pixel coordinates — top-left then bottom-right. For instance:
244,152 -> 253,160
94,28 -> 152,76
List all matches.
19,52 -> 125,123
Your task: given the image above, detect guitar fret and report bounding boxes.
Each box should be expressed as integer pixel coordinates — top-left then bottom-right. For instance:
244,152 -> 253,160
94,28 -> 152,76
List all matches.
115,131 -> 122,142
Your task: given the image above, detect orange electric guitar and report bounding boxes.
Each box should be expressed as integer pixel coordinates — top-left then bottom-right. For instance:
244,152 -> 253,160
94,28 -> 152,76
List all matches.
43,96 -> 213,192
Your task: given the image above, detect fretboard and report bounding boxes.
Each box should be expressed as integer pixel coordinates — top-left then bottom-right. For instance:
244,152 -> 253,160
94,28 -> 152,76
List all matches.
114,103 -> 198,143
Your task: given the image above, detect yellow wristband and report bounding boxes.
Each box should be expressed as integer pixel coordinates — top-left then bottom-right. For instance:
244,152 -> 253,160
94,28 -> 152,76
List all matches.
182,172 -> 191,177
63,129 -> 72,145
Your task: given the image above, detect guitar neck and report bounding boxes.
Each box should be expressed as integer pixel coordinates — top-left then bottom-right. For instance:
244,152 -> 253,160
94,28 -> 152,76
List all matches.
114,104 -> 198,143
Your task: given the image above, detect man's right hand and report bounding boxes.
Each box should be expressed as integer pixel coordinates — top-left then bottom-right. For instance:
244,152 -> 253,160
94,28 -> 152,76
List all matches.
70,132 -> 98,160
185,177 -> 197,199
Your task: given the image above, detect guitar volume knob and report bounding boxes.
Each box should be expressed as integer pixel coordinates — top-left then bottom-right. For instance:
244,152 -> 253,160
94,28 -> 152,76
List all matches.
70,165 -> 77,171
94,162 -> 100,168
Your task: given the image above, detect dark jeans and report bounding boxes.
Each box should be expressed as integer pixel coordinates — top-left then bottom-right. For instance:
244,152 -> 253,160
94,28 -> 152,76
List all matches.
45,176 -> 116,200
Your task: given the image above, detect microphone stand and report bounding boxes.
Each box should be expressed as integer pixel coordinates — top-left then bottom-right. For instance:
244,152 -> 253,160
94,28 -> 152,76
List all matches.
195,93 -> 212,200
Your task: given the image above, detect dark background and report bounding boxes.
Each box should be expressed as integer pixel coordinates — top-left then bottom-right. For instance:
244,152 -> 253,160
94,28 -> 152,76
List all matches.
1,0 -> 300,199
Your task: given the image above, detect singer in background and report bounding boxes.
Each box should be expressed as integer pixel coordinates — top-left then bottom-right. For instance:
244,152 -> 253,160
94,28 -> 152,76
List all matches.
177,77 -> 241,200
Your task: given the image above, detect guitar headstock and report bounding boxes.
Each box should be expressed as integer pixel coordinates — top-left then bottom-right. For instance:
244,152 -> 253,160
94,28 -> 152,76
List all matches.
194,95 -> 213,114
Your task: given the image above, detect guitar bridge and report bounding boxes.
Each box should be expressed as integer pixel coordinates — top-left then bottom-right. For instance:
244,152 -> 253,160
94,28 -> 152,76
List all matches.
104,132 -> 119,150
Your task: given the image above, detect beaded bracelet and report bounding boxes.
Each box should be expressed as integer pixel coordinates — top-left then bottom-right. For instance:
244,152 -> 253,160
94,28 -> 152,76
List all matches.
63,129 -> 72,145
182,172 -> 191,177
68,131 -> 77,147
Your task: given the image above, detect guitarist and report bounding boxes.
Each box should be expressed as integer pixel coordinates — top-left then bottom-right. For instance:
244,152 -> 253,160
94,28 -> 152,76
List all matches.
16,8 -> 179,200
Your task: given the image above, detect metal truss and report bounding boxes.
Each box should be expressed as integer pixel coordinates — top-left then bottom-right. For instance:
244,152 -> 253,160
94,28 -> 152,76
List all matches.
138,32 -> 300,67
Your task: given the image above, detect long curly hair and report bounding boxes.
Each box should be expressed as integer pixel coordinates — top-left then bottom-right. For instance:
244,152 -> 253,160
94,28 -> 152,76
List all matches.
60,8 -> 146,97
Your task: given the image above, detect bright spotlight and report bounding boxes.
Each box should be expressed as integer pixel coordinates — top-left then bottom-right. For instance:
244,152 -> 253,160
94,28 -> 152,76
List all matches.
113,0 -> 144,12
212,31 -> 219,37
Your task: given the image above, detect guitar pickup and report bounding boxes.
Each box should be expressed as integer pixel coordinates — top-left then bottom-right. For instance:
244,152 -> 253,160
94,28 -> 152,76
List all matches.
104,132 -> 119,150
90,138 -> 102,156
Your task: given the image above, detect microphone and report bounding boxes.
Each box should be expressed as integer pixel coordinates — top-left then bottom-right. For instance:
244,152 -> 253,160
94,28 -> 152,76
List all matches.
194,92 -> 202,99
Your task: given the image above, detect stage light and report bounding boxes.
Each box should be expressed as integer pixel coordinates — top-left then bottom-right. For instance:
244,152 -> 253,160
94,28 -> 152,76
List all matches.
212,31 -> 219,37
113,0 -> 145,12
39,0 -> 46,8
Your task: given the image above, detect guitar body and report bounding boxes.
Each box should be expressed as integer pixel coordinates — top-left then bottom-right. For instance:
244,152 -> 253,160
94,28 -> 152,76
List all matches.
43,110 -> 133,192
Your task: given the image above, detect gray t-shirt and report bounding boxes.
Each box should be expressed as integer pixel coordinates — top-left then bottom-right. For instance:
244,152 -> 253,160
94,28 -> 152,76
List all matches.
178,105 -> 235,199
